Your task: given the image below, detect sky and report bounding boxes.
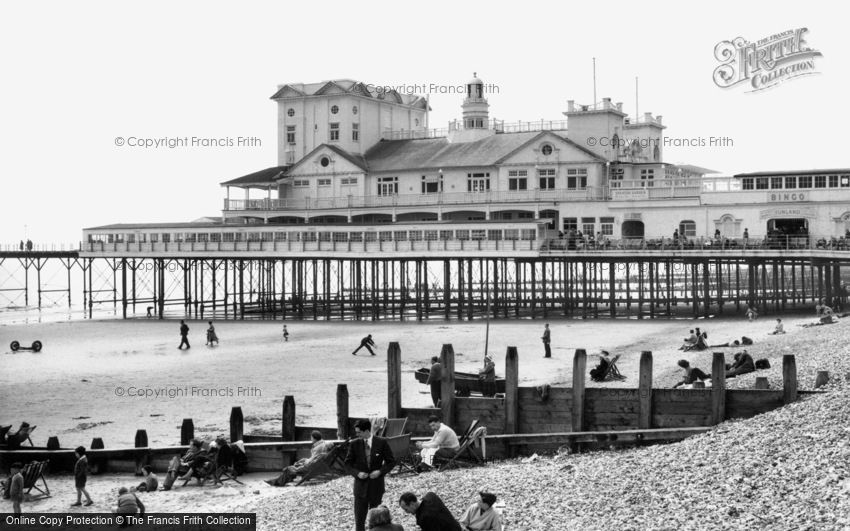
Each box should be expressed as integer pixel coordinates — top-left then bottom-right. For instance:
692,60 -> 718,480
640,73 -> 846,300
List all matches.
0,1 -> 846,245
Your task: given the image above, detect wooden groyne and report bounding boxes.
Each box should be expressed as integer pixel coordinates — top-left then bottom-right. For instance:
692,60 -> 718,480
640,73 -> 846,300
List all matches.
1,342 -> 816,474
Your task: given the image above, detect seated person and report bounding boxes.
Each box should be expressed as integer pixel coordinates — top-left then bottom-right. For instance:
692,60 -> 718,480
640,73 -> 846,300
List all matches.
415,416 -> 460,469
679,329 -> 697,350
819,304 -> 837,325
134,465 -> 158,492
460,491 -> 503,531
589,351 -> 612,382
672,360 -> 710,388
366,505 -> 405,531
4,422 -> 33,450
769,318 -> 785,335
725,351 -> 755,378
113,486 -> 145,515
266,431 -> 335,486
685,332 -> 708,351
745,305 -> 758,321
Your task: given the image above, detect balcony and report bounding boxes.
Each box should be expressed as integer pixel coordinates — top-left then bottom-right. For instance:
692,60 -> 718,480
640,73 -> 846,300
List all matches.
224,188 -> 607,212
382,118 -> 569,140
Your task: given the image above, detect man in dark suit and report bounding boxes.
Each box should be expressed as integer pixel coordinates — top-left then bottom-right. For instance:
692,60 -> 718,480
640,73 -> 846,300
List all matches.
345,419 -> 396,531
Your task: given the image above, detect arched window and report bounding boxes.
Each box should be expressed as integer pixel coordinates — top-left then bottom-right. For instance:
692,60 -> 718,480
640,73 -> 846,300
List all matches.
715,214 -> 741,237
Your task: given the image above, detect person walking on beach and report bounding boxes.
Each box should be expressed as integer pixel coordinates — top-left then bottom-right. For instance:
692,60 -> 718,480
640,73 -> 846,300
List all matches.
8,463 -> 23,514
178,320 -> 190,349
206,321 -> 219,346
353,334 -> 376,356
542,323 -> 552,358
426,356 -> 442,407
282,325 -> 289,342
345,419 -> 396,531
71,446 -> 93,507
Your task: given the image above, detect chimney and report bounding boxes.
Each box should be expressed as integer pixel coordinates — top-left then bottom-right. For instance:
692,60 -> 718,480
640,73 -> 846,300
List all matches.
644,112 -> 652,122
616,102 -> 623,111
567,100 -> 575,112
603,97 -> 612,110
656,115 -> 663,125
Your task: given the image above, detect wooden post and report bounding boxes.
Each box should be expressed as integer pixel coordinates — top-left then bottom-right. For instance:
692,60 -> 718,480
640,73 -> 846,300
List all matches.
783,355 -> 797,404
180,419 -> 194,445
90,437 -> 105,474
440,344 -> 456,427
282,396 -> 296,442
571,349 -> 586,432
754,377 -> 770,389
387,342 -> 402,418
230,406 -> 244,442
711,352 -> 726,425
505,347 -> 519,435
638,351 -> 653,429
337,384 -> 349,440
46,436 -> 60,450
814,371 -> 829,389
134,429 -> 149,476
134,429 -> 148,448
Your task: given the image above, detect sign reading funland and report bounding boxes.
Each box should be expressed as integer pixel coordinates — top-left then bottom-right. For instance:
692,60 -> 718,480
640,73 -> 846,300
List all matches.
713,28 -> 823,92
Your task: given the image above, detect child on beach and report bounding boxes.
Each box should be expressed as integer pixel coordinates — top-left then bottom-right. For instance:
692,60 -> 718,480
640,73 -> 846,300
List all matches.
71,446 -> 93,507
770,318 -> 785,334
206,321 -> 219,346
134,465 -> 158,492
745,304 -> 758,321
8,463 -> 23,514
282,325 -> 289,342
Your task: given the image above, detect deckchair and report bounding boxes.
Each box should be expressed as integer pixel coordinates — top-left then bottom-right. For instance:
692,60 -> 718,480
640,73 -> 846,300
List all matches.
22,460 -> 51,499
600,354 -> 627,382
3,425 -> 36,448
385,433 -> 418,476
437,425 -> 487,471
211,442 -> 244,486
382,418 -> 408,438
294,441 -> 350,486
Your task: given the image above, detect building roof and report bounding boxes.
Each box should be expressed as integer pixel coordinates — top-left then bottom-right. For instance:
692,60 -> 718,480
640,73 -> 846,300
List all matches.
220,166 -> 289,187
284,144 -> 368,176
734,168 -> 850,178
270,79 -> 427,107
674,164 -> 720,175
362,131 -> 602,173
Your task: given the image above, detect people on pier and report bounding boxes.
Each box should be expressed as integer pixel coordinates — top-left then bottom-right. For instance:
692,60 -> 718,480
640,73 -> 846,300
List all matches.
426,356 -> 443,407
178,320 -> 190,349
541,323 -> 552,358
399,491 -> 462,531
416,416 -> 459,470
459,491 -> 503,531
206,321 -> 219,346
725,351 -> 755,378
672,360 -> 710,388
770,318 -> 785,335
353,334 -> 376,356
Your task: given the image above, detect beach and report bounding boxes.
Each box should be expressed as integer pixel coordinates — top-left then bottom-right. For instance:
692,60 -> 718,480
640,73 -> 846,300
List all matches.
0,314 -> 819,448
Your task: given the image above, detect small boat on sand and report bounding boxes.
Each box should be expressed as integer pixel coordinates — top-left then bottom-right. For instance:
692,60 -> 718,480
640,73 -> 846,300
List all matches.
414,367 -> 505,395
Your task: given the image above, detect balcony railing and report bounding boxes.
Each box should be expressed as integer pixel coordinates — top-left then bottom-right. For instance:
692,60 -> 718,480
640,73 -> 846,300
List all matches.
82,238 -> 539,255
540,235 -> 850,253
224,188 -> 607,212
